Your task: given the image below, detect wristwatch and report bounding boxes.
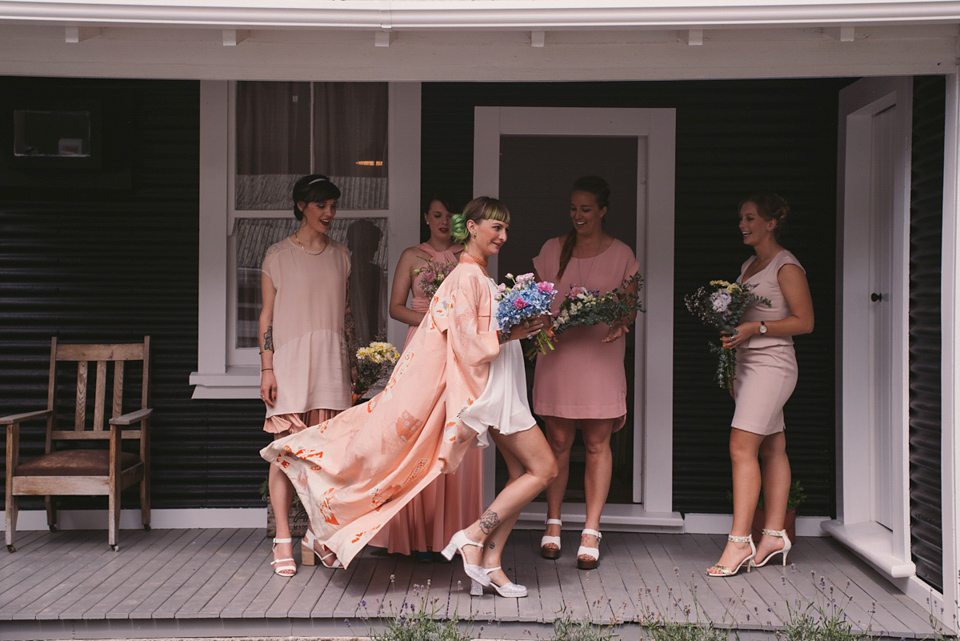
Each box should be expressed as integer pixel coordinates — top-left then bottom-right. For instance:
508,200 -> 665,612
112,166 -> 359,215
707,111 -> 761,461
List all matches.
758,321 -> 768,335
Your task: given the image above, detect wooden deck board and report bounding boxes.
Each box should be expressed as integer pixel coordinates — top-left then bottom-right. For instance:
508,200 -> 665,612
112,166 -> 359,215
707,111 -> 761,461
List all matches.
0,528 -> 940,641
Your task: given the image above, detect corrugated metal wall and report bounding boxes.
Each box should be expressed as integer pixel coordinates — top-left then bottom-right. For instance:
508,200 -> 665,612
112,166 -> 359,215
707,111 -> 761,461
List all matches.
908,75 -> 945,592
0,77 -> 267,510
423,79 -> 851,516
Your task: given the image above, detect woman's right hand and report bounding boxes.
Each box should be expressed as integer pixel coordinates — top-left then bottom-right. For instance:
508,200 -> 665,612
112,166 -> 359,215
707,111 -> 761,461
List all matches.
506,317 -> 546,341
260,370 -> 277,407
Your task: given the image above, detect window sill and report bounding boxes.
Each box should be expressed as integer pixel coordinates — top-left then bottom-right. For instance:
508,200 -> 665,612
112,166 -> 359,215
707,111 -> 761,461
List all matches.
189,367 -> 260,399
820,519 -> 916,578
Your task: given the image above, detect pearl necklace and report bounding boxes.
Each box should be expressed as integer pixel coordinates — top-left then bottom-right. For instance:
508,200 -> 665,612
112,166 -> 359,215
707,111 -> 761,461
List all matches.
295,231 -> 328,256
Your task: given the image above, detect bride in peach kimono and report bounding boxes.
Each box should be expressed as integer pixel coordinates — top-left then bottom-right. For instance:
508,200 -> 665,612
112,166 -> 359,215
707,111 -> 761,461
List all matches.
261,197 -> 557,598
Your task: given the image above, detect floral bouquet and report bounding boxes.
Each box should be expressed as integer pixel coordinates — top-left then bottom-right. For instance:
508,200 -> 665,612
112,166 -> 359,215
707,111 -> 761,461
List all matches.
552,273 -> 645,336
684,280 -> 771,390
414,258 -> 457,299
495,273 -> 557,359
354,341 -> 400,401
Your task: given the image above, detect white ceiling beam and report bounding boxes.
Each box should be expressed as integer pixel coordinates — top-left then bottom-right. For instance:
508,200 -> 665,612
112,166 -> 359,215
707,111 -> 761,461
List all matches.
222,29 -> 248,46
531,29 -> 545,47
64,26 -> 100,43
5,2 -> 960,31
686,29 -> 703,45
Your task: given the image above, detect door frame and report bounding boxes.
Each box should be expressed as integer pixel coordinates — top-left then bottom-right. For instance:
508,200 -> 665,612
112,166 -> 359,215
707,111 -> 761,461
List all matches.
823,76 -> 915,577
473,106 -> 680,526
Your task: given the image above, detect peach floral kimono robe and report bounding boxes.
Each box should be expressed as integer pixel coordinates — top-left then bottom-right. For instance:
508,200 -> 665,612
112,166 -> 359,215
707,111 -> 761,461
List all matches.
260,257 -> 499,567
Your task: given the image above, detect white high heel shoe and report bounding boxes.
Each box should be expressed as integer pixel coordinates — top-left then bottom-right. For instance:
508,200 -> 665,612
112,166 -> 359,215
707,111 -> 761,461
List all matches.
441,530 -> 490,586
469,566 -> 528,598
751,529 -> 792,568
706,534 -> 755,577
302,528 -> 342,569
540,518 -> 562,559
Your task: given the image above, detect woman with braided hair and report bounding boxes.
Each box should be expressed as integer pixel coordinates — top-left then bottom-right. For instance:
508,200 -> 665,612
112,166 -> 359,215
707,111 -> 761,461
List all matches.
261,197 -> 557,598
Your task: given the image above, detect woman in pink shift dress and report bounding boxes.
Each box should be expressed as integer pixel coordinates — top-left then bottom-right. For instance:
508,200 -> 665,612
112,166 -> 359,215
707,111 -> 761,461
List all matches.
706,194 -> 814,578
533,176 -> 640,570
261,197 -> 557,598
370,194 -> 484,560
259,174 -> 355,577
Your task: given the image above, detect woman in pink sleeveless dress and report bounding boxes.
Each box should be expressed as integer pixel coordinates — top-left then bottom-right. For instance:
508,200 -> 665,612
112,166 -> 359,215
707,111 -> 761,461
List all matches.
533,176 -> 640,570
259,175 -> 354,577
706,194 -> 813,578
261,197 -> 557,598
369,195 -> 484,560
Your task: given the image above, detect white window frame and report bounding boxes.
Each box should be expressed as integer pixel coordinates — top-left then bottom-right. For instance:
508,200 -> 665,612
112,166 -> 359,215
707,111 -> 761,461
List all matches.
190,81 -> 421,399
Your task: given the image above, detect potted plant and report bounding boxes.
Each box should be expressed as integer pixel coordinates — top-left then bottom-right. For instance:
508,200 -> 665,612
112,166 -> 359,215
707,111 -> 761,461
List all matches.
260,479 -> 310,538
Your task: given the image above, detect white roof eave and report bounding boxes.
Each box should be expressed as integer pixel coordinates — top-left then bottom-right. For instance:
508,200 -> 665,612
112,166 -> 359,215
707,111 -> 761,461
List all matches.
0,0 -> 959,30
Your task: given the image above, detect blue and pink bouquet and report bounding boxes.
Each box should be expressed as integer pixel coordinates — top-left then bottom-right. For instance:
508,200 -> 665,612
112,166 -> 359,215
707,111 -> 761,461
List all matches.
684,280 -> 771,390
495,273 -> 557,359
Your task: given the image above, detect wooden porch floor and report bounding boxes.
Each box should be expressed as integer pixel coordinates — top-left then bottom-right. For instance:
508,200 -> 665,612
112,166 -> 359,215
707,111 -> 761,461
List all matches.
0,528 -> 942,640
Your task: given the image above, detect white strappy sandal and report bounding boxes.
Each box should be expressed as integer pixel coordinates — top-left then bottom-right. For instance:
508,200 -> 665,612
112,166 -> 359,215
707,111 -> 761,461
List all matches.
577,529 -> 602,570
751,529 -> 792,568
270,537 -> 297,577
469,566 -> 528,598
540,518 -> 562,559
706,534 -> 756,577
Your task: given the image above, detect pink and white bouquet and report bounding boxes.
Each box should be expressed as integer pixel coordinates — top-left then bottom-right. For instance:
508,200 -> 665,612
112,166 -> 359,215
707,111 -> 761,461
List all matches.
495,273 -> 557,359
683,280 -> 771,390
552,273 -> 645,336
414,258 -> 457,299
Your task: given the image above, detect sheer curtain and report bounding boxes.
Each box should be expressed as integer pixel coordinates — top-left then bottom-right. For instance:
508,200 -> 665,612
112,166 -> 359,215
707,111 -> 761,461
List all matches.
235,217 -> 389,349
236,82 -> 388,211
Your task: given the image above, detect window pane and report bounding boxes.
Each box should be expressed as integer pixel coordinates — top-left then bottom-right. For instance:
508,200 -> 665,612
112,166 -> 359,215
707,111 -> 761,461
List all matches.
235,217 -> 389,349
314,83 -> 388,209
235,81 -> 311,210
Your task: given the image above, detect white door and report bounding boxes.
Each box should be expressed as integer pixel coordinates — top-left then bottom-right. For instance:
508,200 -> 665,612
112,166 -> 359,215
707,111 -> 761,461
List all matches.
473,107 -> 679,526
825,77 -> 915,577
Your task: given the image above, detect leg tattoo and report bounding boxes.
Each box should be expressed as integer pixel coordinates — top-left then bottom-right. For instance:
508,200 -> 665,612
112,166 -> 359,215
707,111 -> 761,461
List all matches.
479,510 -> 501,534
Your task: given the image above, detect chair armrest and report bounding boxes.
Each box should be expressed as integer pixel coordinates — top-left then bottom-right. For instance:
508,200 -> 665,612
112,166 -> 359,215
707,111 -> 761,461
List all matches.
0,409 -> 52,426
109,408 -> 153,426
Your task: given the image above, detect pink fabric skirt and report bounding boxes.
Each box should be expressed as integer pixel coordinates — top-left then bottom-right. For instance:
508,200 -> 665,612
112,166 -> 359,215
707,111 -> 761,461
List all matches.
263,408 -> 340,435
368,445 -> 484,554
731,345 -> 798,435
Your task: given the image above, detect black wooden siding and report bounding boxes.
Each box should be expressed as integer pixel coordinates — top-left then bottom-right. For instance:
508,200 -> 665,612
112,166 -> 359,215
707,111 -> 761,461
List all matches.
0,76 -> 266,510
422,80 -> 849,516
0,77 -> 946,523
908,75 -> 945,592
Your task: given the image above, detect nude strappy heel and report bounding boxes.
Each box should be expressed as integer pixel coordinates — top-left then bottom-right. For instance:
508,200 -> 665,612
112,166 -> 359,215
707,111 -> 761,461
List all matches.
751,528 -> 792,568
706,534 -> 755,577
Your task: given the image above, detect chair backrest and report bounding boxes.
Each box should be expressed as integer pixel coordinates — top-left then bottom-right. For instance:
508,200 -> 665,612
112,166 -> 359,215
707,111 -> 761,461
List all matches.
46,336 -> 150,442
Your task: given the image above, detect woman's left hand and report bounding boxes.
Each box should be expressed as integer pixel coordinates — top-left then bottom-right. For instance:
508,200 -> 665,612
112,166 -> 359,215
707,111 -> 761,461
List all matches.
508,317 -> 546,341
602,321 -> 629,343
720,322 -> 757,349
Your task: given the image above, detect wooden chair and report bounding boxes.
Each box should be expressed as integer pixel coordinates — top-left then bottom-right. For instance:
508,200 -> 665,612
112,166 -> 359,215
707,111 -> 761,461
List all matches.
3,337 -> 151,551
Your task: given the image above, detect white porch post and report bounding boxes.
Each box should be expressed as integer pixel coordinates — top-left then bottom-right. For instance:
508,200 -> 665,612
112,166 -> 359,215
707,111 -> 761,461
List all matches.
939,68 -> 960,634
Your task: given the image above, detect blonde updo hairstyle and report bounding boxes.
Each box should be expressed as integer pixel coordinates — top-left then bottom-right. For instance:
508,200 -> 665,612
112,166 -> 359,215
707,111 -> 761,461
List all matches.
741,193 -> 789,239
451,196 -> 511,245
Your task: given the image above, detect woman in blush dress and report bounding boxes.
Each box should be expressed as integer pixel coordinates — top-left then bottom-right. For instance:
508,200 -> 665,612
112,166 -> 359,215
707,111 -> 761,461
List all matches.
533,176 -> 640,570
261,197 -> 557,598
369,194 -> 484,562
259,174 -> 354,577
706,193 -> 813,578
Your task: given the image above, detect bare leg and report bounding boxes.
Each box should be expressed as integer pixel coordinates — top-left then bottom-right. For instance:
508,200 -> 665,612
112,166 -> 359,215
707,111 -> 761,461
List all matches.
458,425 -> 558,570
707,428 -> 763,575
478,439 -> 526,587
579,418 -> 615,561
268,430 -> 296,572
755,431 -> 791,562
542,417 -> 576,552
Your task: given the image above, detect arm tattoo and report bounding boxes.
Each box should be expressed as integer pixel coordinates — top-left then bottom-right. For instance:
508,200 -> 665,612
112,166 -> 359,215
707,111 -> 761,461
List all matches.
478,509 -> 501,534
487,541 -> 496,550
263,326 -> 274,352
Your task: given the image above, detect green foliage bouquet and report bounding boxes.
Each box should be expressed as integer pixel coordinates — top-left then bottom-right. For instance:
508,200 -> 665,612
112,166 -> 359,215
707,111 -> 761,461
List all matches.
684,280 -> 771,390
354,341 -> 400,400
551,272 -> 645,337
